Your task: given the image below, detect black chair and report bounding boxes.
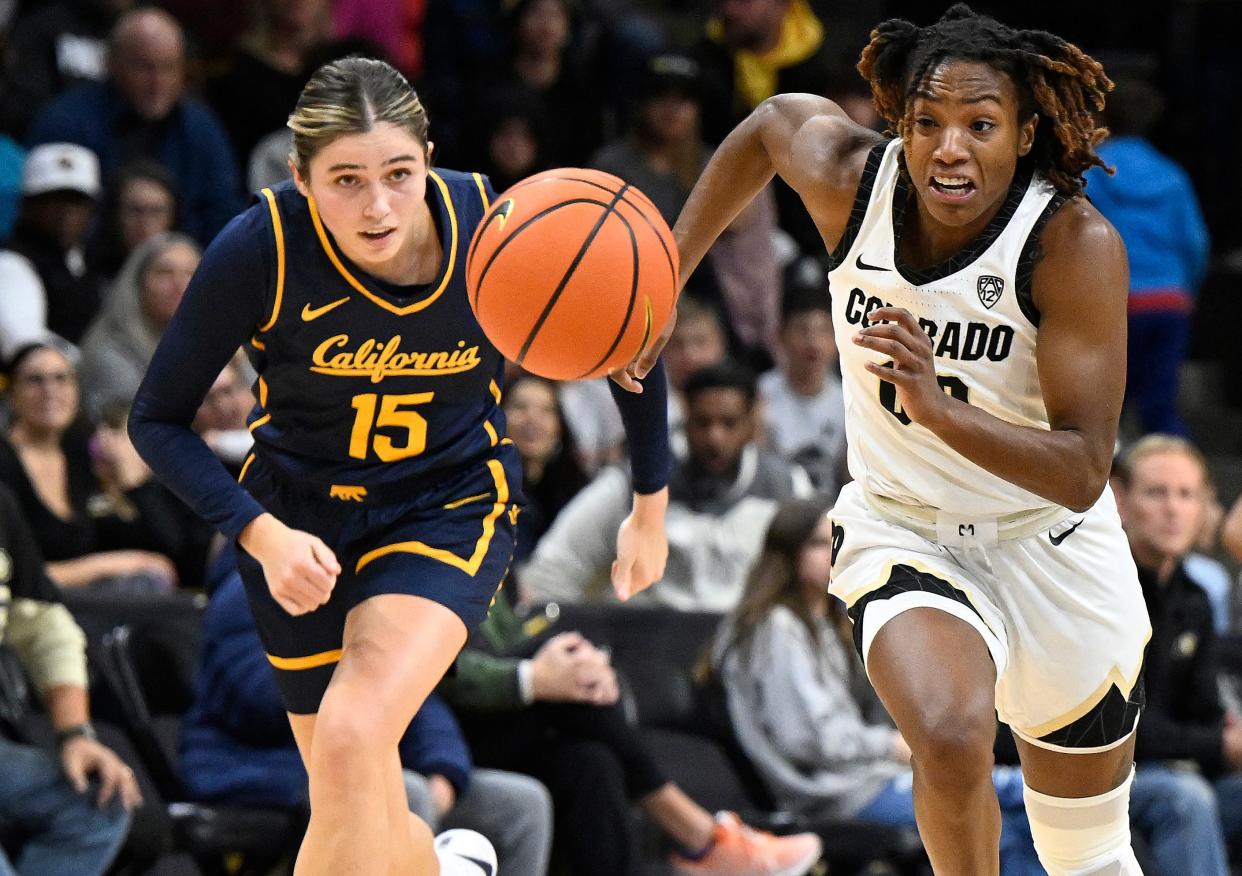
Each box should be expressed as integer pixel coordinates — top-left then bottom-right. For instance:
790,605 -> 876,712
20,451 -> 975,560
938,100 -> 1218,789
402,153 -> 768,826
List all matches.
96,622 -> 305,876
100,620 -> 309,876
57,585 -> 306,876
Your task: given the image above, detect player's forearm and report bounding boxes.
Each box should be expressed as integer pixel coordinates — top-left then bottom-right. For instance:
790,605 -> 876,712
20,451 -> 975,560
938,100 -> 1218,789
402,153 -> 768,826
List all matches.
631,486 -> 668,521
673,106 -> 777,286
607,357 -> 670,493
130,404 -> 266,540
922,400 -> 1113,512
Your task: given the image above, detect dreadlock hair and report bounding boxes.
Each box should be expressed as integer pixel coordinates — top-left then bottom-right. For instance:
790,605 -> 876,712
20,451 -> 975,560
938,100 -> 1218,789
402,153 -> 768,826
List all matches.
856,4 -> 1113,194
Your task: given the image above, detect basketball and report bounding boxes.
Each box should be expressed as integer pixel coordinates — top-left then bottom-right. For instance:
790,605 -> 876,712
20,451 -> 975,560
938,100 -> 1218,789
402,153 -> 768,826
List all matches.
466,168 -> 679,381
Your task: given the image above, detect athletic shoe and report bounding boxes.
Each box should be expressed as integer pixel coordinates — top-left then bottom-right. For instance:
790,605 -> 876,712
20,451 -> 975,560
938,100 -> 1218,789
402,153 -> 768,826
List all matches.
434,829 -> 498,876
669,811 -> 823,876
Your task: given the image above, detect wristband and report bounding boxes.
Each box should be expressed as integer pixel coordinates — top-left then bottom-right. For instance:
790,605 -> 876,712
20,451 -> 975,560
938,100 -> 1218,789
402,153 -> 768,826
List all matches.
55,722 -> 97,748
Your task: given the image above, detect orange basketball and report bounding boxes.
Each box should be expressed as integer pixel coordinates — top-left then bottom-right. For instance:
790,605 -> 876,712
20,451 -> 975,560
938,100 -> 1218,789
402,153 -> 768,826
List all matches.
466,168 -> 678,381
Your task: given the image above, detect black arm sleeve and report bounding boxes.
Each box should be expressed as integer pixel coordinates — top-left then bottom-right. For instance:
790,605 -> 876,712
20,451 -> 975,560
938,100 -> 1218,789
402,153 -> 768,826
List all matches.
607,357 -> 671,494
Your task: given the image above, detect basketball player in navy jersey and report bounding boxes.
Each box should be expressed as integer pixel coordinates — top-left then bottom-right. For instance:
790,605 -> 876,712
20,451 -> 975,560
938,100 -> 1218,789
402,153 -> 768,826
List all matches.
129,58 -> 672,875
634,6 -> 1150,875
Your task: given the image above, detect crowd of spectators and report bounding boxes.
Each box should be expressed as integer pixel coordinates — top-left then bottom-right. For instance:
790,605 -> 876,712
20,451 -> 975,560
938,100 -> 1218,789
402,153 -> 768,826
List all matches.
0,0 -> 1239,873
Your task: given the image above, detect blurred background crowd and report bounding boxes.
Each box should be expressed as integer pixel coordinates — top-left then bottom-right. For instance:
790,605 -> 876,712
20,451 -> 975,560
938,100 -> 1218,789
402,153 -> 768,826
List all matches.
0,0 -> 1241,874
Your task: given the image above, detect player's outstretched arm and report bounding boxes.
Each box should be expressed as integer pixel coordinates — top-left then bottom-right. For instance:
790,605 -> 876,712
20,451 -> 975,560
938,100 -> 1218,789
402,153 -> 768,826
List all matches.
675,93 -> 852,281
625,94 -> 864,382
854,201 -> 1127,512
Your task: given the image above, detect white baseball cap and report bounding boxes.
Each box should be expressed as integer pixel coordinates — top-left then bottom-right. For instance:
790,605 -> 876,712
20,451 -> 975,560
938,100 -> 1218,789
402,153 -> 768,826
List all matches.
22,143 -> 101,199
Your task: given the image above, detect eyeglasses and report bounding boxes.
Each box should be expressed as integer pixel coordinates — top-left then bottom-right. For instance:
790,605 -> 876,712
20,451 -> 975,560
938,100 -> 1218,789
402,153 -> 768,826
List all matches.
16,371 -> 75,388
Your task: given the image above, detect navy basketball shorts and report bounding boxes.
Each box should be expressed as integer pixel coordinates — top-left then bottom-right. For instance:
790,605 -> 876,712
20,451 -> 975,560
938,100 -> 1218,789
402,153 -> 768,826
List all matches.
236,446 -> 523,714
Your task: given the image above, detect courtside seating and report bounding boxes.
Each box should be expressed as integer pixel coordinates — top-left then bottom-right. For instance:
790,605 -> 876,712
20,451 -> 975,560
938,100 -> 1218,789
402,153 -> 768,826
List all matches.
543,602 -> 930,875
62,590 -> 305,876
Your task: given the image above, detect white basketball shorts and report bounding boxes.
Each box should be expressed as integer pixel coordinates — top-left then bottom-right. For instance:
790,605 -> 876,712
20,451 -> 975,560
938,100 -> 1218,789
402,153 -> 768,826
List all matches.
828,481 -> 1150,752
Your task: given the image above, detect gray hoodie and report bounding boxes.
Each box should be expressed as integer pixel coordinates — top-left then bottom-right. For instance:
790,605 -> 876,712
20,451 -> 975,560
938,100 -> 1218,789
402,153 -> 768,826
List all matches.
519,445 -> 812,611
715,605 -> 906,817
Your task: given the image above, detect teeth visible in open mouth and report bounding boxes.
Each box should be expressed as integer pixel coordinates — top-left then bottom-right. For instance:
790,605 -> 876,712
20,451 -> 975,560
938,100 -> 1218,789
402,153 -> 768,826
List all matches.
362,229 -> 392,239
933,176 -> 973,189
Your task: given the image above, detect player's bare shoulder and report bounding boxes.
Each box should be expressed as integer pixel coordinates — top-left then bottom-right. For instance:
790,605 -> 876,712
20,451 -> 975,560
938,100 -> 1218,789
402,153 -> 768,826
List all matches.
1031,195 -> 1128,316
1040,196 -> 1125,267
755,93 -> 884,232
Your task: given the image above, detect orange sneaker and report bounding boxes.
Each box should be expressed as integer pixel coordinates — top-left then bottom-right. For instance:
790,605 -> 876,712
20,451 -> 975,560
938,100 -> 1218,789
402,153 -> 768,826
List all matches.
669,811 -> 824,876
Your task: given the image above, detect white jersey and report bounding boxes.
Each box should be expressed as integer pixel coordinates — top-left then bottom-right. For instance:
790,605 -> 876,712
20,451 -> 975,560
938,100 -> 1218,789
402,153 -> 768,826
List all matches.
828,139 -> 1070,517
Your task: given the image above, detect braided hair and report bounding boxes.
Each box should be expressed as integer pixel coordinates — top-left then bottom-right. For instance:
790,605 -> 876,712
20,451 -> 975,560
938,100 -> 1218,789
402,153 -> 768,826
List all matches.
856,4 -> 1112,194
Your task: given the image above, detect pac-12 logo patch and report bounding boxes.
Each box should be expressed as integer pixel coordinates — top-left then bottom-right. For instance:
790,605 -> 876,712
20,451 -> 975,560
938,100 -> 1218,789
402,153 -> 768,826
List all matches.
977,275 -> 1004,309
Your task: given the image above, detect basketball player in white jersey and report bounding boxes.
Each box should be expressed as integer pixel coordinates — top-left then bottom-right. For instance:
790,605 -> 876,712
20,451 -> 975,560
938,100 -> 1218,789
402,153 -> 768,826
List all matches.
623,5 -> 1150,874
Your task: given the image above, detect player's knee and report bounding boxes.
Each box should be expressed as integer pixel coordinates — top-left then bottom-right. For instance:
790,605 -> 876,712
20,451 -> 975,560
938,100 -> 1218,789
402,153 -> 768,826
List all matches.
1024,768 -> 1143,875
906,700 -> 995,786
311,700 -> 389,773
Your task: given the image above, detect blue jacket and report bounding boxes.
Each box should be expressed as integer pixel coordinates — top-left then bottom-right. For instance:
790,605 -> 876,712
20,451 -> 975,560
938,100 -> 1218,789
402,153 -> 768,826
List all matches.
179,571 -> 472,809
0,136 -> 23,242
26,81 -> 243,245
1085,137 -> 1210,299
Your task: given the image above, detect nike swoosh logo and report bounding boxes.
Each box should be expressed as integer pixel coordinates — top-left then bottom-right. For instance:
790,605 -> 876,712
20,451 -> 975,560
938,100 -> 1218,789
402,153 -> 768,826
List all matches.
461,856 -> 495,875
856,255 -> 889,272
301,297 -> 350,321
492,198 -> 513,230
1049,519 -> 1083,546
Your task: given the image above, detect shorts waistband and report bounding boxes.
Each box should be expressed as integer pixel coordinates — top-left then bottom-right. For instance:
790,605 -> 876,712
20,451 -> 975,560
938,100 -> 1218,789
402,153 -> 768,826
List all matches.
246,451 -> 500,507
861,488 -> 1073,545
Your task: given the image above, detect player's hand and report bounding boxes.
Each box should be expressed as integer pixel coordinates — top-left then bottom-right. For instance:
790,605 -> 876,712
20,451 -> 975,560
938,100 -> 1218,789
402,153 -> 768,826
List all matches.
611,488 -> 668,601
61,736 -> 144,811
609,306 -> 677,392
853,307 -> 951,428
240,514 -> 340,616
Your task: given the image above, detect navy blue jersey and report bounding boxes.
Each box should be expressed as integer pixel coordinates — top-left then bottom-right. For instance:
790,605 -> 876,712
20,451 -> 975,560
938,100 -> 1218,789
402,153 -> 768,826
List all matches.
245,171 -> 507,500
130,166 -> 670,543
